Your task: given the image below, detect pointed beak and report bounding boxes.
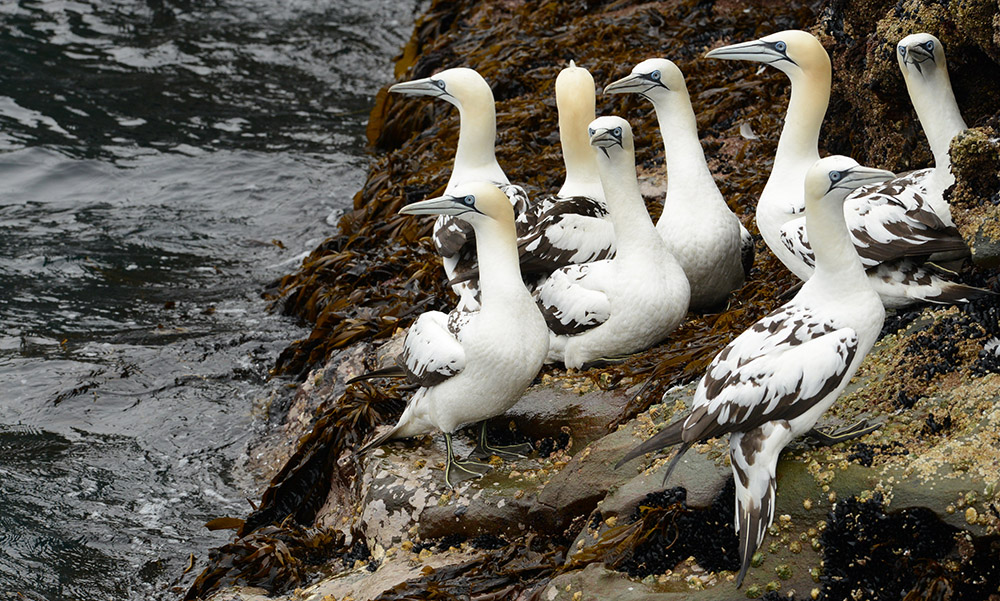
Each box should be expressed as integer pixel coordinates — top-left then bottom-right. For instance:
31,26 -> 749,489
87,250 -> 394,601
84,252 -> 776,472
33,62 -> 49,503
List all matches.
388,78 -> 446,98
603,72 -> 663,96
836,166 -> 896,192
399,195 -> 472,217
589,128 -> 621,149
902,44 -> 935,75
705,39 -> 791,65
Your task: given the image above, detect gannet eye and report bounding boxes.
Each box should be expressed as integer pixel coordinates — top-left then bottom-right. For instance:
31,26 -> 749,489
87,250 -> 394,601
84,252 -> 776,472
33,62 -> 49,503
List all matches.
462,195 -> 475,206
898,45 -> 907,56
613,127 -> 622,136
924,40 -> 934,52
775,41 -> 787,53
828,170 -> 843,183
650,70 -> 661,81
588,128 -> 595,136
433,79 -> 446,90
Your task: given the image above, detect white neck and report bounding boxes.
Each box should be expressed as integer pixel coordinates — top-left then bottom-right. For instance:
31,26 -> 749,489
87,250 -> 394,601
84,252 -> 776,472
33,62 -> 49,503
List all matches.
650,89 -> 726,225
557,91 -> 603,199
904,66 -> 967,172
473,218 -> 530,308
771,65 -> 828,176
447,95 -> 508,190
597,148 -> 664,258
804,193 -> 868,291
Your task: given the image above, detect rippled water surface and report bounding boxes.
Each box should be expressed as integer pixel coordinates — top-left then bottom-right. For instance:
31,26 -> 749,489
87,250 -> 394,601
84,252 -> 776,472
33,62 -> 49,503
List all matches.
0,1 -> 419,598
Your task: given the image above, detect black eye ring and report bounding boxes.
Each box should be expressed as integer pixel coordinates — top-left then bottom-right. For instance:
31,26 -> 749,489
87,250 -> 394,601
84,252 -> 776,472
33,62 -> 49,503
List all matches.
898,45 -> 906,56
829,171 -> 842,182
463,195 -> 475,206
613,127 -> 622,136
434,79 -> 446,90
775,41 -> 787,52
588,128 -> 595,136
924,40 -> 934,51
650,70 -> 661,81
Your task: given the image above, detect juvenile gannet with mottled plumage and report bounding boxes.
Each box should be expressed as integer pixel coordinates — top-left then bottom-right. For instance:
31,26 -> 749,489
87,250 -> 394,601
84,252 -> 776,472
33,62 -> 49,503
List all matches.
389,67 -> 530,311
357,181 -> 548,488
617,156 -> 893,587
604,58 -> 751,311
534,116 -> 690,369
516,61 -> 615,276
706,30 -> 986,308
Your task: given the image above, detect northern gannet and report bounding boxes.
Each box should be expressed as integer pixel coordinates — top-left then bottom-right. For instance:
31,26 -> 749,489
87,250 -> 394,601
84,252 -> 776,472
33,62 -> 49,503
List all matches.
706,30 -> 985,307
358,181 -> 548,488
390,67 -> 531,311
618,156 -> 893,586
534,116 -> 690,369
604,58 -> 751,311
896,32 -> 968,225
516,61 -> 615,276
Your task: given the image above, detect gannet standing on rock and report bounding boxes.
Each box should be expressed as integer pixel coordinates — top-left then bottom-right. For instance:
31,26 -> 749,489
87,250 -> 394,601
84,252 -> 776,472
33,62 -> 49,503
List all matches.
516,61 -> 615,276
534,116 -> 690,369
617,156 -> 893,587
358,182 -> 548,488
605,58 -> 751,311
705,30 -> 987,308
389,67 -> 531,311
896,32 -> 968,225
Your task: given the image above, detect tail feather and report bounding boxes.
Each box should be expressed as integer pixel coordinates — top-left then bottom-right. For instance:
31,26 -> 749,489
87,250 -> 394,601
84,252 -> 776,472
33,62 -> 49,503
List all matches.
615,417 -> 685,469
661,442 -> 693,486
734,478 -> 776,588
357,423 -> 401,456
346,365 -> 407,384
925,280 -> 996,305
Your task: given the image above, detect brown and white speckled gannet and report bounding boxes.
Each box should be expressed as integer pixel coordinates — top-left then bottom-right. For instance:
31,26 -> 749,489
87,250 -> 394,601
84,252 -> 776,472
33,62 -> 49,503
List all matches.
515,61 -> 616,277
389,67 -> 531,311
706,30 -> 987,308
618,156 -> 893,587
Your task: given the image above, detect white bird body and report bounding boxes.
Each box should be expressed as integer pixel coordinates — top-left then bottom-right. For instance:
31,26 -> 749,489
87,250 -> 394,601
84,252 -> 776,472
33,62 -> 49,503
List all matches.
360,182 -> 548,487
536,116 -> 690,369
605,58 -> 748,310
619,156 -> 892,586
389,68 -> 530,311
516,61 -> 615,276
706,30 -> 982,308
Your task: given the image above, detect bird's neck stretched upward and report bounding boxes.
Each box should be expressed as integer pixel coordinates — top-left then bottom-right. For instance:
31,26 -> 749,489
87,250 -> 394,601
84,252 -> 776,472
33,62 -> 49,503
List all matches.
472,218 -> 530,308
598,151 -> 663,257
557,89 -> 602,198
803,194 -> 868,290
772,64 -> 829,176
449,95 -> 508,188
904,68 -> 967,171
652,90 -> 723,212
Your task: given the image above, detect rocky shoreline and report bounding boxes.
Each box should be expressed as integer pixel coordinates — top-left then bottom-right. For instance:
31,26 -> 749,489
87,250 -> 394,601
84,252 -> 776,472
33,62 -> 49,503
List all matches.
185,1 -> 1000,599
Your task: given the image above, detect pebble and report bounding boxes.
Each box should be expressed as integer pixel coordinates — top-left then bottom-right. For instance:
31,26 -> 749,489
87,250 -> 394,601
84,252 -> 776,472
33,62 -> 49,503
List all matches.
965,507 -> 978,524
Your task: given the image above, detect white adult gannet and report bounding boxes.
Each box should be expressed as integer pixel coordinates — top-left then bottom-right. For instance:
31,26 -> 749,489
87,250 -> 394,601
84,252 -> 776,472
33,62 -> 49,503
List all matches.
389,67 -> 531,311
358,181 -> 548,488
516,61 -> 615,276
896,32 -> 968,224
705,30 -> 984,307
618,156 -> 893,587
534,116 -> 690,369
604,57 -> 751,311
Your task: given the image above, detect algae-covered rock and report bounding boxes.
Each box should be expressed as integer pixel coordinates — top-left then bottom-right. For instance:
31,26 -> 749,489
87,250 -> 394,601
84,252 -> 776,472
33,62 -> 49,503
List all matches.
948,127 -> 1000,266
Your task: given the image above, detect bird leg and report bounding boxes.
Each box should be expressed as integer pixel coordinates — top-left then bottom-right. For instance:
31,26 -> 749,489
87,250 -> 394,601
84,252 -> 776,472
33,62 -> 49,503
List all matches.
806,419 -> 880,446
469,422 -> 533,460
444,432 -> 492,488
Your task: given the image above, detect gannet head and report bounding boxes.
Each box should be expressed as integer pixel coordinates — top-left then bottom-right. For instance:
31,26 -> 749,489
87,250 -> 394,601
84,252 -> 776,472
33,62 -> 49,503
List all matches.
588,115 -> 634,159
388,67 -> 494,110
897,33 -> 945,78
399,181 -> 514,227
603,57 -> 686,101
805,156 -> 895,203
556,60 -> 596,99
705,30 -> 829,78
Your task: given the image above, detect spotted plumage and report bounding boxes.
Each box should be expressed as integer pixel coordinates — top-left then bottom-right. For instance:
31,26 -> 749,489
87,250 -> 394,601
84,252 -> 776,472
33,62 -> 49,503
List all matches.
618,156 -> 892,587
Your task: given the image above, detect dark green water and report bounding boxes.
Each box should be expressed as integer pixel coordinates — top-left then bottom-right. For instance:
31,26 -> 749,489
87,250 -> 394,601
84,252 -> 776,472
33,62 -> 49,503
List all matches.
0,1 -> 418,598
